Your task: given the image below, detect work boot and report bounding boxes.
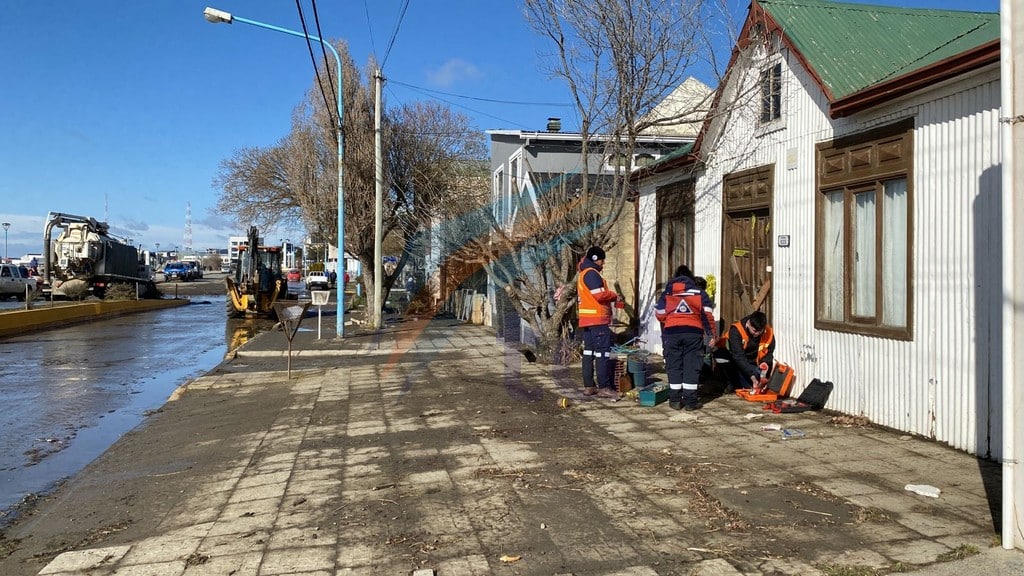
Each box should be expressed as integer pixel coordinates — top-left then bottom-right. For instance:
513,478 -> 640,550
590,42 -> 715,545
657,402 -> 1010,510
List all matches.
684,402 -> 703,412
597,387 -> 619,400
669,400 -> 683,410
583,387 -> 598,396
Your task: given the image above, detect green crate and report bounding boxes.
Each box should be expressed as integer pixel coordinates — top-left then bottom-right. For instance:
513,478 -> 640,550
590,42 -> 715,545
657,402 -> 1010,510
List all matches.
638,386 -> 669,407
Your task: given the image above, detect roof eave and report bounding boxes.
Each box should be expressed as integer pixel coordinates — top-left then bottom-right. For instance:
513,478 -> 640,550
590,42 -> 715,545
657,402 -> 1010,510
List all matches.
630,152 -> 700,182
829,39 -> 1000,118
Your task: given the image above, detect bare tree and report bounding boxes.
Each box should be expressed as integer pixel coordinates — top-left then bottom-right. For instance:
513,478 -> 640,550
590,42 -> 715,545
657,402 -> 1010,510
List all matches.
213,40 -> 487,317
456,0 -> 732,357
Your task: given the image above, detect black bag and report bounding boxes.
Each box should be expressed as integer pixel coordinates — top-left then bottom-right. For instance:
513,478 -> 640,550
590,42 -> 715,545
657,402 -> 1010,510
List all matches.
768,379 -> 833,413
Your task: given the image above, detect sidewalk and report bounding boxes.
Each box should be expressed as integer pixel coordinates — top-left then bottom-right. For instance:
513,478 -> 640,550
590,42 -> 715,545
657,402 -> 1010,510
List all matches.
2,314 -> 1022,575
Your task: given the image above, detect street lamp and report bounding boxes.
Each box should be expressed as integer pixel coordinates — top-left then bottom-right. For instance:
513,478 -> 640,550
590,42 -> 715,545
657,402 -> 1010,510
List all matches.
1,222 -> 9,261
204,6 -> 346,338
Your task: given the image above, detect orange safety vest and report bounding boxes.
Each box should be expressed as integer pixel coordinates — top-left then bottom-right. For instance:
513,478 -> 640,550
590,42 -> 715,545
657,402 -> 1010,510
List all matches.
576,267 -> 613,327
716,321 -> 774,363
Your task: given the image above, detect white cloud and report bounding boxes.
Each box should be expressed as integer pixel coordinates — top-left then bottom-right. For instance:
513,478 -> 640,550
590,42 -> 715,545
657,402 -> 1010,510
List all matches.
425,58 -> 482,89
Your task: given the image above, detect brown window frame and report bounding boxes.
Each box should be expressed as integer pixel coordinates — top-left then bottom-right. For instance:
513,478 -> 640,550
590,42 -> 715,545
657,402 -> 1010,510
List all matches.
814,119 -> 914,340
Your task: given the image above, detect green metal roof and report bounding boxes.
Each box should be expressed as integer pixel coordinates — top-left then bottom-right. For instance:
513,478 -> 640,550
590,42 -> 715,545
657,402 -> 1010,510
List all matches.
647,142 -> 694,168
759,0 -> 999,99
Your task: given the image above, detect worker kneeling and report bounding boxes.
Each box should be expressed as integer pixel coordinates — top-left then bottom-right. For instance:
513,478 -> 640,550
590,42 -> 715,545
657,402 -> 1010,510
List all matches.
713,311 -> 776,393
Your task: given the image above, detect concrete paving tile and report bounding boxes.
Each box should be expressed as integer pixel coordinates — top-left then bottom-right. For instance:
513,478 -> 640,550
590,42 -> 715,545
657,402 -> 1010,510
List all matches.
789,464 -> 843,480
118,536 -> 200,565
755,558 -> 825,575
847,519 -> 920,542
433,553 -> 491,575
343,463 -> 383,478
258,545 -> 335,573
601,567 -> 661,575
814,478 -> 886,498
846,490 -> 925,513
222,496 -> 285,517
37,545 -> 131,575
197,529 -> 269,556
236,471 -> 293,490
814,547 -> 890,568
265,526 -> 336,549
875,538 -> 954,564
110,560 -> 186,575
175,552 -> 263,576
334,541 -> 380,567
895,511 -> 986,538
206,511 -> 278,537
229,483 -> 289,503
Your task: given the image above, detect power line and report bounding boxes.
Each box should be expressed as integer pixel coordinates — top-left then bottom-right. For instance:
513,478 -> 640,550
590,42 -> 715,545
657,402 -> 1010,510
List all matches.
386,83 -> 532,130
388,79 -> 572,107
362,0 -> 378,60
381,0 -> 410,70
310,0 -> 339,108
295,0 -> 337,133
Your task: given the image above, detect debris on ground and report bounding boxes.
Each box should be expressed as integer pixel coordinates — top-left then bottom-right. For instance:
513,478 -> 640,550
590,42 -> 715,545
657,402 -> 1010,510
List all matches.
905,484 -> 941,498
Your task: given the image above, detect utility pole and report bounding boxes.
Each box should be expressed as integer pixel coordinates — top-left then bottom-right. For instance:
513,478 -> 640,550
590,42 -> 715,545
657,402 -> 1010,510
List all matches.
373,68 -> 384,330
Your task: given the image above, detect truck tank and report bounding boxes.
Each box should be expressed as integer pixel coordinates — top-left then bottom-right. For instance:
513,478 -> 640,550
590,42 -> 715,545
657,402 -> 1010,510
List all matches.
44,212 -> 158,299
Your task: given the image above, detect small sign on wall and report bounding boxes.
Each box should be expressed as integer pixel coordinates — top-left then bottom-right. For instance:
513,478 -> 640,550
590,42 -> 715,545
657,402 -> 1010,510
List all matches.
778,234 -> 791,247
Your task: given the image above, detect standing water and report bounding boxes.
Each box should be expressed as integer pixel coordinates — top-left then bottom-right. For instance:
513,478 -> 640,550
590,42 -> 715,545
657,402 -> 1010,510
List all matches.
0,296 -> 268,523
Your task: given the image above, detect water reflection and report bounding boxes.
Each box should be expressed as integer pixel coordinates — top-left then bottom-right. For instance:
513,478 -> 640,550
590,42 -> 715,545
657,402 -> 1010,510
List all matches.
225,317 -> 276,358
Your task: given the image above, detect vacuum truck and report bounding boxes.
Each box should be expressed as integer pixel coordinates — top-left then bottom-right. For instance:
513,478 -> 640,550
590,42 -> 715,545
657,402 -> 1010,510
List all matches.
42,212 -> 158,299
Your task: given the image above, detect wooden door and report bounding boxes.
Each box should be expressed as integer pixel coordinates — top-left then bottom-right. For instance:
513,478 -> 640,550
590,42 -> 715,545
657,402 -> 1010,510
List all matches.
721,165 -> 774,326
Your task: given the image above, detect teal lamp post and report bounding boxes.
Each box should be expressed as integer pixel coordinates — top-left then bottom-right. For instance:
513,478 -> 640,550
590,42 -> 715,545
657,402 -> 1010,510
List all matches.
204,7 -> 346,337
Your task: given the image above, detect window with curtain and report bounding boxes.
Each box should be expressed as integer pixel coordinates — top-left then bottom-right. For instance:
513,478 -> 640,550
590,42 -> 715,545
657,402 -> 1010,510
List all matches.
815,120 -> 913,339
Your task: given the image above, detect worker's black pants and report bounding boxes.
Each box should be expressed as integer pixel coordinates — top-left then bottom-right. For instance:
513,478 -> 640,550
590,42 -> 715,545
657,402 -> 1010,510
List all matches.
581,324 -> 613,389
662,331 -> 703,407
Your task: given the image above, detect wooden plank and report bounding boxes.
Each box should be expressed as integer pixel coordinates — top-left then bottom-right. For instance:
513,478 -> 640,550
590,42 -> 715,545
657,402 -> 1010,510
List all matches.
730,255 -> 754,313
751,277 -> 772,311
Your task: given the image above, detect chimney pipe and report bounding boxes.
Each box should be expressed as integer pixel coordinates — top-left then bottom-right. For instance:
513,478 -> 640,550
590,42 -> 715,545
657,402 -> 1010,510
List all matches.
546,117 -> 561,132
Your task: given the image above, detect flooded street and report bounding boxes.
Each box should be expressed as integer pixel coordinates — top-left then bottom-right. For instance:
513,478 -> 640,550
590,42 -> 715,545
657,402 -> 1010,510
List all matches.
0,295 -> 271,520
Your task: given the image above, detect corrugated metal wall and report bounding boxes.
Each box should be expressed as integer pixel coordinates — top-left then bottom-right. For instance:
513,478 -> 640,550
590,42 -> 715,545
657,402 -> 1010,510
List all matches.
638,45 -> 1002,455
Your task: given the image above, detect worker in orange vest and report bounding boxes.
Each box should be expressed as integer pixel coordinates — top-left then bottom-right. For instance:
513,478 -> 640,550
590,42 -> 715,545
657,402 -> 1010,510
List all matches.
576,246 -> 622,399
713,311 -> 775,392
654,265 -> 716,411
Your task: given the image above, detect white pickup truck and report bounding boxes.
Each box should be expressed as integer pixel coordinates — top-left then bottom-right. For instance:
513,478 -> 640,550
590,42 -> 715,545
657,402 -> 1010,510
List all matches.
0,263 -> 38,300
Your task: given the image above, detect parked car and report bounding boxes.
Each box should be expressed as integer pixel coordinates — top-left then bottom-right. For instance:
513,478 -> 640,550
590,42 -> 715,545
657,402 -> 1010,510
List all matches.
286,268 -> 302,282
183,261 -> 202,279
305,271 -> 330,291
163,261 -> 192,282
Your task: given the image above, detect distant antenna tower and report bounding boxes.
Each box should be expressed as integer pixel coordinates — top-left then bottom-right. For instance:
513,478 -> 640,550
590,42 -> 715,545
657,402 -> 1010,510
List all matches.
104,193 -> 109,223
184,202 -> 193,253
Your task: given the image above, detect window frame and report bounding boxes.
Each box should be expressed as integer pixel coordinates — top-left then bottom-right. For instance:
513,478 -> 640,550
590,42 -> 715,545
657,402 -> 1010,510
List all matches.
759,61 -> 783,125
493,166 -> 505,225
814,119 -> 914,340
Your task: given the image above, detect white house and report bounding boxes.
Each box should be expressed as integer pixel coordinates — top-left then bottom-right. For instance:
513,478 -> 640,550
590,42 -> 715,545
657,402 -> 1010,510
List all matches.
636,0 -> 1001,462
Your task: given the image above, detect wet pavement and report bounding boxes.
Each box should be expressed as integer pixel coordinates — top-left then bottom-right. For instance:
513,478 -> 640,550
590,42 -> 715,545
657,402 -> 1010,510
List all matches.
0,296 -> 237,517
2,314 -> 1023,575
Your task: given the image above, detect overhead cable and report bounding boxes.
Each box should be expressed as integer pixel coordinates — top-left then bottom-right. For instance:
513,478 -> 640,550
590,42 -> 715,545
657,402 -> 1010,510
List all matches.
388,79 -> 572,107
381,0 -> 411,70
295,0 -> 337,132
309,0 -> 339,108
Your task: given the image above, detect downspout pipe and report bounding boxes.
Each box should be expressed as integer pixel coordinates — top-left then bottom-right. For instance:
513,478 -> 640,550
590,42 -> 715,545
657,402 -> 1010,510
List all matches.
1001,0 -> 1019,550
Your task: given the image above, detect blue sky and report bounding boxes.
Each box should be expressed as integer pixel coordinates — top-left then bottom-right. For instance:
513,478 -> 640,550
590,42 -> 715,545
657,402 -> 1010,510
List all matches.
0,0 -> 1002,260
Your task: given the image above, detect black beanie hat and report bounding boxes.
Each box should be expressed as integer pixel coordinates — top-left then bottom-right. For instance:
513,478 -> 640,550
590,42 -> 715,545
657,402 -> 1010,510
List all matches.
586,246 -> 606,261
